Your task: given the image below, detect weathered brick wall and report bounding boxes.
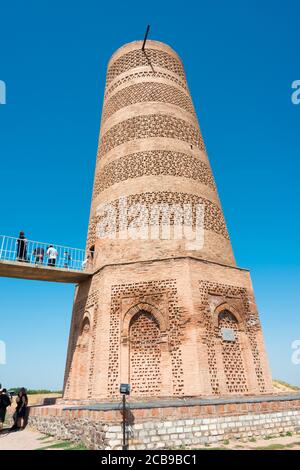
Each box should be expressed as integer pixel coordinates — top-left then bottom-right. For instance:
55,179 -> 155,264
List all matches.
129,311 -> 162,396
63,257 -> 273,400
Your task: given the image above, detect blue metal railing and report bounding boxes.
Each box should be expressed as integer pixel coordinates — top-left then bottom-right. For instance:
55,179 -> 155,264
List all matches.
0,235 -> 87,272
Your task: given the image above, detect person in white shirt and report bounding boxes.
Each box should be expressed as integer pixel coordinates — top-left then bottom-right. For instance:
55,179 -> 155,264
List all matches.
82,253 -> 92,270
47,245 -> 58,267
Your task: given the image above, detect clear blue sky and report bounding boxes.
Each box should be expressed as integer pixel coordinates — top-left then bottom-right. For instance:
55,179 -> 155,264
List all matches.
0,0 -> 299,390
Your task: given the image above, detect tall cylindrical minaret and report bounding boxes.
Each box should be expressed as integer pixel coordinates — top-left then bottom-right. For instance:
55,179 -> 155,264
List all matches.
87,40 -> 235,269
63,39 -> 273,402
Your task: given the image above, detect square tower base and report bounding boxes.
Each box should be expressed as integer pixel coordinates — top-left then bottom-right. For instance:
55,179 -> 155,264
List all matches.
63,256 -> 273,401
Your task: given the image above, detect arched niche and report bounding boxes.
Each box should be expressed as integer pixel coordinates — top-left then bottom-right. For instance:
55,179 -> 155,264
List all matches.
122,302 -> 167,341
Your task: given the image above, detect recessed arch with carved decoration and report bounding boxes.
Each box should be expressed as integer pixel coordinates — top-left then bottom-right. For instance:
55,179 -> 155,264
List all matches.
213,302 -> 245,331
122,302 -> 168,340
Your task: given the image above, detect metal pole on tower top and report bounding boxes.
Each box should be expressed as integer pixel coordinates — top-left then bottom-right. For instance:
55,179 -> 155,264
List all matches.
142,25 -> 150,50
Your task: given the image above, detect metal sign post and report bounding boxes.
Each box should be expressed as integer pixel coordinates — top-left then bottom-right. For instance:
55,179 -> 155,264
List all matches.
120,383 -> 130,450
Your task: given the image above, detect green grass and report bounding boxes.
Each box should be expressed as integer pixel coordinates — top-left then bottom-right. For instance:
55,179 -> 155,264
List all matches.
37,435 -> 52,441
70,443 -> 88,451
37,439 -> 89,451
38,440 -> 74,450
255,444 -> 288,450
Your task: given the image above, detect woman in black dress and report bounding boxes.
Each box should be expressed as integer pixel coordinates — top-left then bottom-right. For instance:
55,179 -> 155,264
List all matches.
16,231 -> 28,262
12,388 -> 28,430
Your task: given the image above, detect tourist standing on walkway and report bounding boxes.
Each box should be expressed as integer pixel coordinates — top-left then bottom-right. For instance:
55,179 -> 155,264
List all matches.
33,247 -> 45,264
82,253 -> 91,270
12,388 -> 28,430
63,251 -> 71,269
47,245 -> 58,267
0,388 -> 11,431
16,231 -> 28,262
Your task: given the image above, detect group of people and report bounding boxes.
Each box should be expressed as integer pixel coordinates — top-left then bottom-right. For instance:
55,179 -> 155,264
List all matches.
0,387 -> 28,432
16,231 -> 63,267
15,231 -> 95,270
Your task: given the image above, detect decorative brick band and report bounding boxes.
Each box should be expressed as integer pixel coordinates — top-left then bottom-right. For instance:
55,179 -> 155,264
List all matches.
93,151 -> 216,197
98,115 -> 205,158
104,70 -> 188,99
106,48 -> 186,85
102,82 -> 196,123
88,191 -> 229,246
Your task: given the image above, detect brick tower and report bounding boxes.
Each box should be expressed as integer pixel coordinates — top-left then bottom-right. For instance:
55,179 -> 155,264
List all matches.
63,40 -> 273,401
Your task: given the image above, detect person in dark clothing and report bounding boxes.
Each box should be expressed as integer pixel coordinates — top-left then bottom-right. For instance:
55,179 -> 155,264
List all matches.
16,231 -> 28,262
0,388 -> 11,431
11,387 -> 28,430
63,251 -> 71,269
89,245 -> 95,260
33,247 -> 45,264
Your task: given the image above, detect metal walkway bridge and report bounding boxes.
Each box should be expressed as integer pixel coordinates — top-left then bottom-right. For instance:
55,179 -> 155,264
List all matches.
0,235 -> 92,283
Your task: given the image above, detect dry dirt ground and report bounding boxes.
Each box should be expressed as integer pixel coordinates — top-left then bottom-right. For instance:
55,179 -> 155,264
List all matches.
0,425 -> 87,450
188,434 -> 300,450
0,427 -> 59,450
0,426 -> 300,451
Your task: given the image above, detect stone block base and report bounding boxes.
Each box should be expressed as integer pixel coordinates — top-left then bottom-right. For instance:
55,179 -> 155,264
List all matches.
28,394 -> 300,450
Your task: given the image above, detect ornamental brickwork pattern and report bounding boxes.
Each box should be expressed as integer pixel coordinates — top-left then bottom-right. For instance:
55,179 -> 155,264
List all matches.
219,311 -> 248,393
97,114 -> 204,158
198,280 -> 267,395
87,191 -> 228,247
102,82 -> 196,123
93,151 -> 216,197
105,48 -> 186,86
104,69 -> 188,99
107,279 -> 184,398
129,311 -> 162,396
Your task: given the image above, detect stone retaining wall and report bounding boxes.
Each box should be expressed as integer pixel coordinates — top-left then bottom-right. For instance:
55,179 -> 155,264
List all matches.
27,396 -> 300,450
